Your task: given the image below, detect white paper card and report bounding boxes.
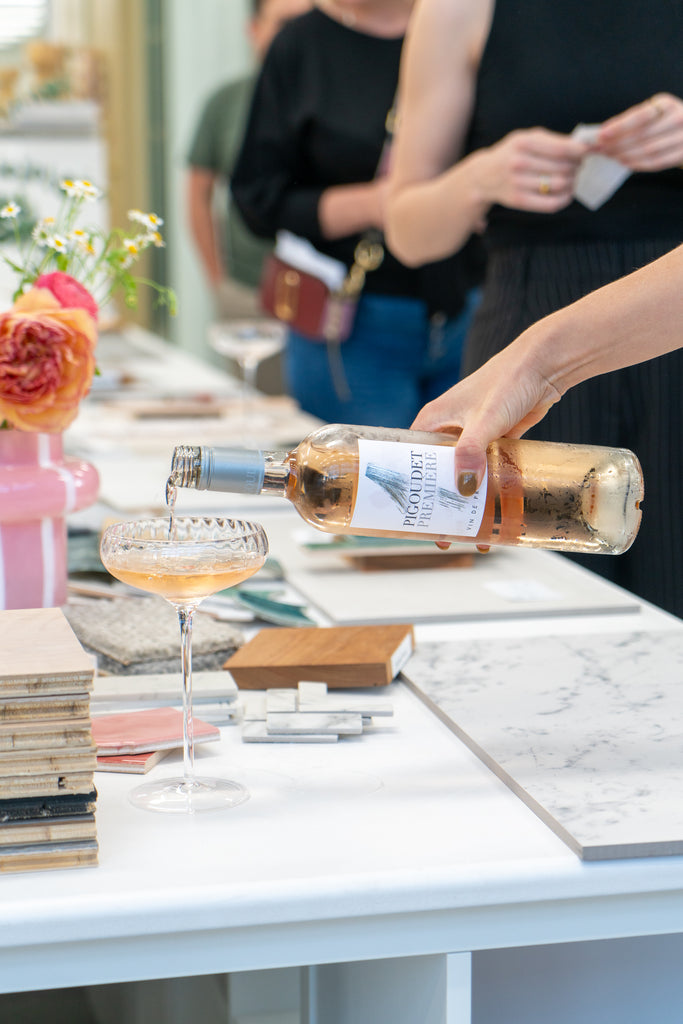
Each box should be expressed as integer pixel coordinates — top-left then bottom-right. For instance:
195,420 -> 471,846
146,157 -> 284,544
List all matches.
274,231 -> 347,291
572,123 -> 631,211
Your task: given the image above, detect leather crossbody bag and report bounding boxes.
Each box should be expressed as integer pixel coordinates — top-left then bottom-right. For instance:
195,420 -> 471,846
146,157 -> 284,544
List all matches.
259,101 -> 396,344
259,234 -> 384,344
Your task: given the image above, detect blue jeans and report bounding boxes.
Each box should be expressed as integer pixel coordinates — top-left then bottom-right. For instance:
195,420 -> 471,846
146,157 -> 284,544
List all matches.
284,289 -> 480,428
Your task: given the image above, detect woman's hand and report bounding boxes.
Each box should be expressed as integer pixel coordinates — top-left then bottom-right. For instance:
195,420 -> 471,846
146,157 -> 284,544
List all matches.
471,127 -> 589,214
412,337 -> 562,495
596,93 -> 683,171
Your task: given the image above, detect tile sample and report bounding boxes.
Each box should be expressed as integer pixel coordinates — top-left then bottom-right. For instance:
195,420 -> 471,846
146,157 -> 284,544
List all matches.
241,721 -> 337,744
403,630 -> 683,860
266,712 -> 363,736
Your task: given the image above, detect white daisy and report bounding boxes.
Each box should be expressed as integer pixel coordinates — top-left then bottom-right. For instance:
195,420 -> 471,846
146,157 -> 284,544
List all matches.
136,211 -> 164,232
31,217 -> 56,244
77,179 -> 101,201
46,234 -> 69,253
0,201 -> 20,219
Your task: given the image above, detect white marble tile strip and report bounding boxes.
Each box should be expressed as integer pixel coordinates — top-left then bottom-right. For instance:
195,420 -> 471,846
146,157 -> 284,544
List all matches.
242,693 -> 267,721
266,711 -> 364,735
297,684 -> 394,717
297,681 -> 328,701
241,721 -> 337,743
266,689 -> 299,713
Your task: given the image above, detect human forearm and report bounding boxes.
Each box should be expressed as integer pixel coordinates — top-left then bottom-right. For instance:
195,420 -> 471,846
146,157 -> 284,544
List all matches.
186,170 -> 223,285
541,244 -> 683,395
317,181 -> 385,241
386,152 -> 488,265
413,244 -> 683,493
388,129 -> 588,267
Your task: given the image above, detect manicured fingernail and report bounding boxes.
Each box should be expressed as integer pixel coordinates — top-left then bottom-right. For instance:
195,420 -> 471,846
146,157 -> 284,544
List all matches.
457,472 -> 478,496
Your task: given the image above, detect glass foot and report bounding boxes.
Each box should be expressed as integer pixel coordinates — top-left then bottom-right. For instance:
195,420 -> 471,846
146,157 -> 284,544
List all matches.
129,776 -> 250,814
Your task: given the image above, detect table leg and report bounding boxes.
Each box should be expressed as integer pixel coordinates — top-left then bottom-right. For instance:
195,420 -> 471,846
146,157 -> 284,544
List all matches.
302,953 -> 472,1024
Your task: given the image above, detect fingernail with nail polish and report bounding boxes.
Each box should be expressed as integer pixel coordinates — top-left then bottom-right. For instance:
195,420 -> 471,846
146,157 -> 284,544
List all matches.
457,472 -> 478,496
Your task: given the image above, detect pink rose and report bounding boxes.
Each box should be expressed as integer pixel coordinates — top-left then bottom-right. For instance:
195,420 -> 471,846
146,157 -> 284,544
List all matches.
0,289 -> 97,432
34,271 -> 99,322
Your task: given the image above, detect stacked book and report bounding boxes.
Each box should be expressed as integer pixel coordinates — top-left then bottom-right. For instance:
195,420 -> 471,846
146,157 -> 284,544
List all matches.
0,608 -> 98,873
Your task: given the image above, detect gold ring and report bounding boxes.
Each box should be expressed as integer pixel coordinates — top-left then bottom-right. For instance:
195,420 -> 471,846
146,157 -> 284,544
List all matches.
538,176 -> 551,195
650,96 -> 665,119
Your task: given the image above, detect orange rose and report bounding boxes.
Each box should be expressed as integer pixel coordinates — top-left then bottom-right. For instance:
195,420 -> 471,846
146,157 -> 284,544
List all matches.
0,288 -> 97,432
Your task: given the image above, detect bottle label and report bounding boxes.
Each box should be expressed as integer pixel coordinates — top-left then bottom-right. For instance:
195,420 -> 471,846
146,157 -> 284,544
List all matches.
351,439 -> 487,537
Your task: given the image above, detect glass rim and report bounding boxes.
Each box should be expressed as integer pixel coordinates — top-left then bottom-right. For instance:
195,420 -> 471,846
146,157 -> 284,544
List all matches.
101,516 -> 267,544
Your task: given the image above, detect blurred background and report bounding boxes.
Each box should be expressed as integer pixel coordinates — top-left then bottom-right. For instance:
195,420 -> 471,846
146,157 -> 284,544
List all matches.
0,0 -> 252,362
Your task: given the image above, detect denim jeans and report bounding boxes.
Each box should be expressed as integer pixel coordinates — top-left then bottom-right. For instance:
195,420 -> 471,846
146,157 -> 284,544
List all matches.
284,288 -> 481,428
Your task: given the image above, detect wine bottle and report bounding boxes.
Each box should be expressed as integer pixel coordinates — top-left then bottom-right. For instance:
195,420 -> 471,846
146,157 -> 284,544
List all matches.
168,424 -> 643,555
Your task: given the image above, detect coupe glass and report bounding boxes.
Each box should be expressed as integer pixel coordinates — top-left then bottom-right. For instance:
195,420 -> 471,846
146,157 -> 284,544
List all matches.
208,319 -> 286,441
100,516 -> 268,813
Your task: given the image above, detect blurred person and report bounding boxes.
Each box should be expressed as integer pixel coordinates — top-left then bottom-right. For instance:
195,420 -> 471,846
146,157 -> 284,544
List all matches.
386,0 -> 683,616
230,0 -> 485,428
185,0 -> 310,319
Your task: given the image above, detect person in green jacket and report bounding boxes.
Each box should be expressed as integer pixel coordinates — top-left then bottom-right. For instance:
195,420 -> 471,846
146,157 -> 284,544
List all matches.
186,0 -> 310,317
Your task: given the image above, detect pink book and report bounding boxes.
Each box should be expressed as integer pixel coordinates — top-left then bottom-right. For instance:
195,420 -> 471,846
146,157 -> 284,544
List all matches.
91,707 -> 220,755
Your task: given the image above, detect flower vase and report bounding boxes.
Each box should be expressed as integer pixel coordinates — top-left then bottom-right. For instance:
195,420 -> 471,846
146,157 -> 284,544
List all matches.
0,431 -> 100,610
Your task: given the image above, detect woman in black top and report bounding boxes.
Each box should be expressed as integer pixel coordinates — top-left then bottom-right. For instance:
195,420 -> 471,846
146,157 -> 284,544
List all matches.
387,0 -> 683,618
231,0 -> 483,428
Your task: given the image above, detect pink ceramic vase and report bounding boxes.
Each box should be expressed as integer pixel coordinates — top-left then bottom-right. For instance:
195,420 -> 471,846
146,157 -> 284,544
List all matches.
0,430 -> 100,610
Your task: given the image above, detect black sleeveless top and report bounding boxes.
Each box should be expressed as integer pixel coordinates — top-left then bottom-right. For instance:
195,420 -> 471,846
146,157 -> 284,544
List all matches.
466,0 -> 683,247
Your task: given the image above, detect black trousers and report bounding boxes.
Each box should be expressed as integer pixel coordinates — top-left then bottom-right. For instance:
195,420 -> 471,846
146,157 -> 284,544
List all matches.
462,238 -> 683,619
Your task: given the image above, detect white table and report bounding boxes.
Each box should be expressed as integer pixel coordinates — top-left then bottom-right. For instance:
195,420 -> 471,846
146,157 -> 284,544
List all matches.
7,326 -> 682,1023
2,593 -> 683,1023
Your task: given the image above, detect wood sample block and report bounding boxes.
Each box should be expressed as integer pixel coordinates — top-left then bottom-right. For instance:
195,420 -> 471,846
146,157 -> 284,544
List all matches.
224,623 -> 414,689
0,608 -> 94,696
344,550 -> 475,572
0,814 -> 97,847
0,839 -> 99,873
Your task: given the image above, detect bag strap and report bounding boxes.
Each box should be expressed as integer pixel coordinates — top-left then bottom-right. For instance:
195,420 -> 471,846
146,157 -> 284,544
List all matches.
336,97 -> 398,298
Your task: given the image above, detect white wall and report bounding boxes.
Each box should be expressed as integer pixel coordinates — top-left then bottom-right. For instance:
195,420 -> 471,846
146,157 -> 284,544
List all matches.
162,0 -> 254,360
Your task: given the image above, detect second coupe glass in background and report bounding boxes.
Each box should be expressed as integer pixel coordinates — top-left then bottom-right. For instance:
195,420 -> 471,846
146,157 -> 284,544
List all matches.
209,319 -> 286,443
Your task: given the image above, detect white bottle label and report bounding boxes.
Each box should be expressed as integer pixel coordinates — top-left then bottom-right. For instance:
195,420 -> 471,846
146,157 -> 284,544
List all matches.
351,439 -> 487,537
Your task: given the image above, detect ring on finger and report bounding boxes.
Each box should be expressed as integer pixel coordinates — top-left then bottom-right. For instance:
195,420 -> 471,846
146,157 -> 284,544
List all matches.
538,175 -> 551,195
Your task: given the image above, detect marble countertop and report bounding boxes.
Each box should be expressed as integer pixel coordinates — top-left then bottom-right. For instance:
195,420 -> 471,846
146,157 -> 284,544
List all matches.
403,628 -> 683,860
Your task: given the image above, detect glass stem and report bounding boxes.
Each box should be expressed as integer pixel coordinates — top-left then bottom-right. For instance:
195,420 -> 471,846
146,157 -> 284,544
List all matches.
241,359 -> 259,445
178,605 -> 195,786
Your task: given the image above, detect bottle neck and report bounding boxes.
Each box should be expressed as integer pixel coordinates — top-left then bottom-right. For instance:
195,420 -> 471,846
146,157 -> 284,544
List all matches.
261,454 -> 289,496
170,445 -> 290,496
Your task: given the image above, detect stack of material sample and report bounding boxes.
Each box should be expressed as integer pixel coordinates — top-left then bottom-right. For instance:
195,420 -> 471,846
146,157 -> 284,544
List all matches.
241,681 -> 394,743
0,608 -> 98,872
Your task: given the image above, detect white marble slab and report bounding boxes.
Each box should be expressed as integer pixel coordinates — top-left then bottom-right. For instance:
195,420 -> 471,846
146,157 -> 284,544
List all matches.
286,547 -> 641,625
402,629 -> 683,860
